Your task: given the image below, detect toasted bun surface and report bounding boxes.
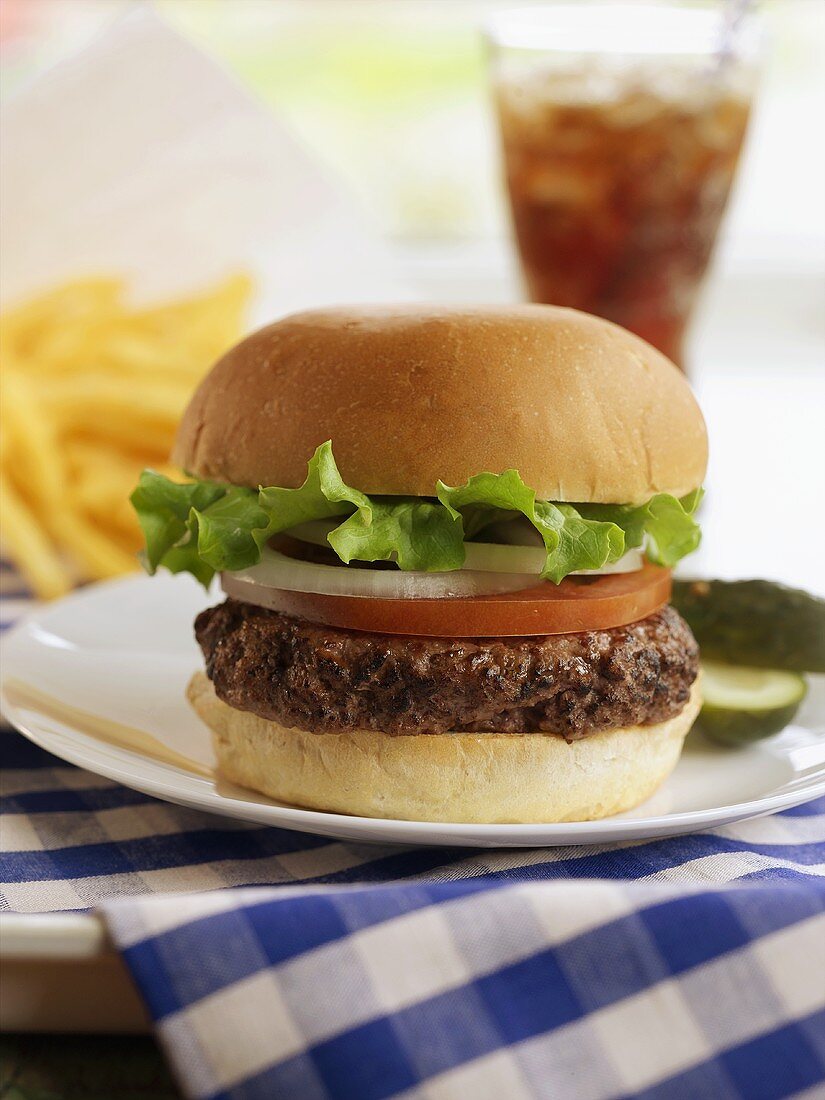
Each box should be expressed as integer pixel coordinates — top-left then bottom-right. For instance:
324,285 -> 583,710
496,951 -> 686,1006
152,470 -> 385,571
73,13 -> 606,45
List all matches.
189,672 -> 701,824
174,305 -> 707,505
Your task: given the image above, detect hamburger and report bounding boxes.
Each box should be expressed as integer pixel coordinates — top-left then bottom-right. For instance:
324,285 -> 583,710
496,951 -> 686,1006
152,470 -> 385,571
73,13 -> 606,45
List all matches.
131,304 -> 707,823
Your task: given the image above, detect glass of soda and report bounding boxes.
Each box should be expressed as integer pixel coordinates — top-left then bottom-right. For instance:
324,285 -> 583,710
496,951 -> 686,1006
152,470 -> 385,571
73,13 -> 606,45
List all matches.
486,3 -> 760,368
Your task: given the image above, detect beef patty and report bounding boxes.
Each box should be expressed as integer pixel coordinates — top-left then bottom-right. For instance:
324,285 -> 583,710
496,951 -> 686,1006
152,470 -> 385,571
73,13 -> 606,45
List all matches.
195,599 -> 699,740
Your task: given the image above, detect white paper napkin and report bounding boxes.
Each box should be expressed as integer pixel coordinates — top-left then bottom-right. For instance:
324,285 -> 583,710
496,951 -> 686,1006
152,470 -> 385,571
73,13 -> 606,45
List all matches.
0,8 -> 413,320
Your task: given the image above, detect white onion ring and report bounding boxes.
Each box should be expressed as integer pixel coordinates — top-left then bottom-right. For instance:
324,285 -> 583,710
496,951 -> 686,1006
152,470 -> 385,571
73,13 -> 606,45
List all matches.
221,548 -> 537,603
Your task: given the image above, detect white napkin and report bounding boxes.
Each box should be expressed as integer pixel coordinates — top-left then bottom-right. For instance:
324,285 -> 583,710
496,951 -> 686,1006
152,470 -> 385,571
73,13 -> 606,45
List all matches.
0,8 -> 412,320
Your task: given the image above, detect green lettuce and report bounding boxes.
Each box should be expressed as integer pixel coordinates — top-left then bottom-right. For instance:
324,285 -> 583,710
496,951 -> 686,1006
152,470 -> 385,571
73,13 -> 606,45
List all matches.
329,500 -> 464,572
131,474 -> 263,586
130,442 -> 466,584
130,441 -> 702,586
258,440 -> 369,529
436,471 -> 625,584
577,489 -> 704,568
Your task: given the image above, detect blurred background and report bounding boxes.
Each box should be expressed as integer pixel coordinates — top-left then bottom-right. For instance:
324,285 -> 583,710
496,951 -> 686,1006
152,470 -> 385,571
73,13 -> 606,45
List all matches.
1,0 -> 824,597
2,0 -> 822,257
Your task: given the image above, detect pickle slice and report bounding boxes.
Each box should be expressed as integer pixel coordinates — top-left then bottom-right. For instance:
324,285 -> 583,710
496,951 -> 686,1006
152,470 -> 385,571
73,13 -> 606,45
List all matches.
671,579 -> 825,673
695,661 -> 807,746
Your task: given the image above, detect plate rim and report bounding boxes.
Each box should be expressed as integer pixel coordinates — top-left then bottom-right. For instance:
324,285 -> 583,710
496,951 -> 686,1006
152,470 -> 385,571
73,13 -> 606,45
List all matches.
2,574 -> 824,847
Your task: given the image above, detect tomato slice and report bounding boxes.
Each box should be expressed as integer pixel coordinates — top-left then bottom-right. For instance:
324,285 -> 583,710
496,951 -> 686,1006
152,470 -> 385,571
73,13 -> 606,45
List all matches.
223,562 -> 672,637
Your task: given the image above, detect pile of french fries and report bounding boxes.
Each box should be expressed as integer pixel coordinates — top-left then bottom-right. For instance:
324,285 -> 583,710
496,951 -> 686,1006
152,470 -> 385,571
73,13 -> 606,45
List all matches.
0,274 -> 252,598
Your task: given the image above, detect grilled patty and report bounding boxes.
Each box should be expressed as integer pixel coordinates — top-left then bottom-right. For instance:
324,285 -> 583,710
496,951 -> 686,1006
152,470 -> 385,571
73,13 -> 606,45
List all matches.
195,599 -> 699,739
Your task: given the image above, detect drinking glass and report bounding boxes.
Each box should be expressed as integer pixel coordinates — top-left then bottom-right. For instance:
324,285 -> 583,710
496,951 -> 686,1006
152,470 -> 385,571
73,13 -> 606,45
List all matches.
486,2 -> 760,367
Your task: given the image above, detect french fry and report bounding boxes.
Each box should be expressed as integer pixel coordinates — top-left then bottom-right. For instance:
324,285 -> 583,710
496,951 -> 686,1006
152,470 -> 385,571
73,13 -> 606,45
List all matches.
0,278 -> 124,345
0,476 -> 72,599
97,336 -> 209,379
133,272 -> 252,339
0,273 -> 252,598
68,420 -> 183,459
42,379 -> 193,438
57,510 -> 140,579
1,371 -> 66,510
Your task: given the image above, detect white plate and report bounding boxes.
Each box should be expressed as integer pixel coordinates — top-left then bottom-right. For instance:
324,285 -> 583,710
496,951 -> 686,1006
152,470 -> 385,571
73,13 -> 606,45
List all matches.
1,573 -> 824,848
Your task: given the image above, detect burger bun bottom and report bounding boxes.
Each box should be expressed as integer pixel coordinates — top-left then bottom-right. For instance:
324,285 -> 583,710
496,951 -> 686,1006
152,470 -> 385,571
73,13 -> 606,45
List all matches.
188,673 -> 701,824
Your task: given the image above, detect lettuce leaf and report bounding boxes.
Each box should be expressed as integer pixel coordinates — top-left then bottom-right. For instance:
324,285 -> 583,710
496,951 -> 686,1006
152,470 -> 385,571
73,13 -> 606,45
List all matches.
130,441 -> 702,587
131,443 -> 362,586
258,440 -> 369,531
130,472 -> 229,583
437,471 -> 625,584
330,499 -> 464,572
192,487 -> 272,573
261,443 -> 465,571
577,489 -> 703,568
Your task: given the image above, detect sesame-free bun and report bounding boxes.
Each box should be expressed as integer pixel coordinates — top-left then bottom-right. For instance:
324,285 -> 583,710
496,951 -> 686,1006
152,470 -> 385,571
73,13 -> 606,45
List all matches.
189,673 -> 701,824
174,305 -> 707,505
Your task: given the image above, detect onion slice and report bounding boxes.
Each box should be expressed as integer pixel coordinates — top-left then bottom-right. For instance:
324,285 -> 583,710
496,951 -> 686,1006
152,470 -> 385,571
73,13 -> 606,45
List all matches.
462,542 -> 644,575
221,548 -> 537,603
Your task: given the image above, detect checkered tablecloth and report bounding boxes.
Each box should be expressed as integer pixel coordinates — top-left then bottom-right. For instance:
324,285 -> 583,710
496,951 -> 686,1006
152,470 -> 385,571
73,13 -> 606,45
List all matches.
2,574 -> 824,1100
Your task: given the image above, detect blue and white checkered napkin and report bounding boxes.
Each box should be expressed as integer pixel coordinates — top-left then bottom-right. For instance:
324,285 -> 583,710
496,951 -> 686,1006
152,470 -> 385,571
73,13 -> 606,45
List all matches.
2,581 -> 825,1100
